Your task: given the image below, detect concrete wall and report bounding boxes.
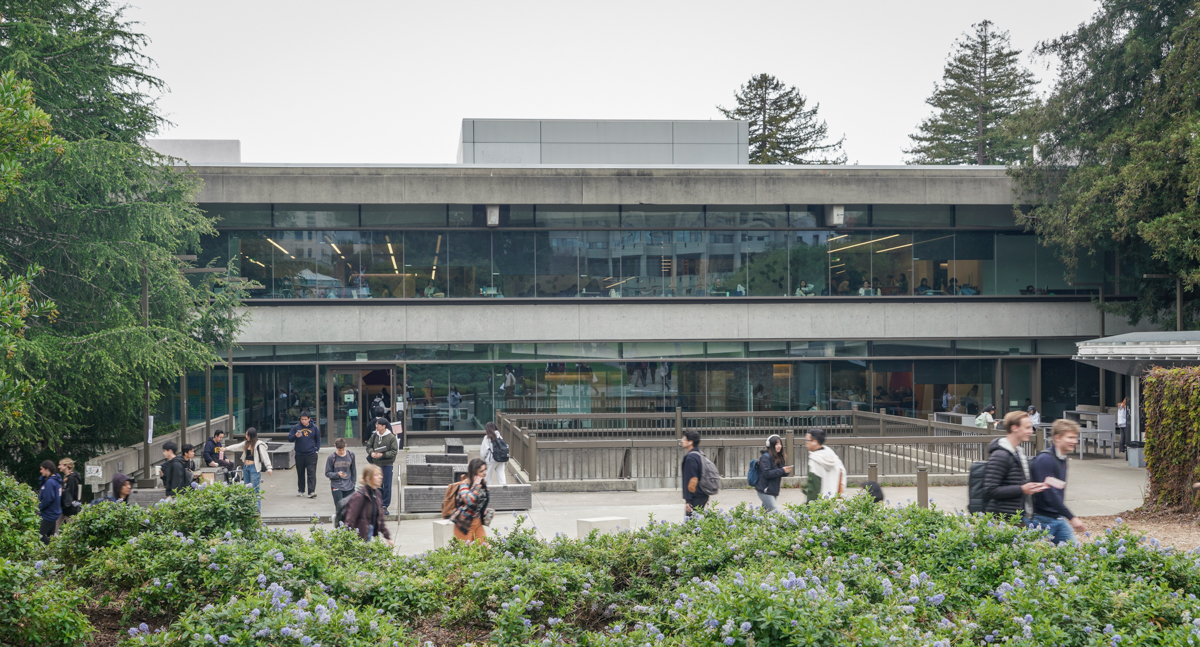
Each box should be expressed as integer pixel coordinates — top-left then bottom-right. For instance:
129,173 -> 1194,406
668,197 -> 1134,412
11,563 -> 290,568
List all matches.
192,165 -> 1021,206
147,139 -> 241,164
459,119 -> 749,165
235,299 -> 1151,346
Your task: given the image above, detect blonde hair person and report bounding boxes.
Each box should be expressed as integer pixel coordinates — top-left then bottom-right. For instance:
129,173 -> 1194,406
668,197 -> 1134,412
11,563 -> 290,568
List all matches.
341,464 -> 392,545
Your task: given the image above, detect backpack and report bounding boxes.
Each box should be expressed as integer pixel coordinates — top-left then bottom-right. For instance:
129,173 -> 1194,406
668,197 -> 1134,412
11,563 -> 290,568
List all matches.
698,452 -> 722,496
967,461 -> 989,513
372,398 -> 387,418
746,458 -> 760,488
441,481 -> 462,519
333,490 -> 360,529
491,436 -> 510,463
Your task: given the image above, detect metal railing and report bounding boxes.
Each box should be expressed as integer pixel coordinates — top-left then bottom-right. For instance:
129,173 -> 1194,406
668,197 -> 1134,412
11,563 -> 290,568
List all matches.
495,409 -> 1017,486
84,415 -> 236,497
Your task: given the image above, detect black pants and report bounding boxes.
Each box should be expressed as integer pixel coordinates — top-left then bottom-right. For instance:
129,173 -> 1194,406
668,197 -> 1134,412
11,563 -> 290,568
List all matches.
1118,426 -> 1128,453
331,488 -> 353,519
296,453 -> 318,494
686,493 -> 709,518
40,518 -> 58,544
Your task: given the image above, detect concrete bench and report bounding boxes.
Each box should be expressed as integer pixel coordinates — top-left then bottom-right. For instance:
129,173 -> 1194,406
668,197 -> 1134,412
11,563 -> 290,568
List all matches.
129,487 -> 167,508
432,519 -> 455,549
577,517 -> 630,537
404,483 -> 532,513
406,453 -> 467,465
406,463 -> 467,486
445,438 -> 464,455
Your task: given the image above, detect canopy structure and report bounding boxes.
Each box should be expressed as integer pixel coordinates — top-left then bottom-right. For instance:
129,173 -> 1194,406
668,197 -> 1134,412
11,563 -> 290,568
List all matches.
1073,331 -> 1200,376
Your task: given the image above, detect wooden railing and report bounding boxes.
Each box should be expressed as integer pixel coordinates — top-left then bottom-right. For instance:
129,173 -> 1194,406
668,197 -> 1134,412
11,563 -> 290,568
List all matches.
494,409 -> 1036,486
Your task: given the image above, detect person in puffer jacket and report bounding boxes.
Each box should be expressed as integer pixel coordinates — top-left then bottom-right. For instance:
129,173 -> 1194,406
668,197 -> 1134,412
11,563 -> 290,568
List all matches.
983,410 -> 1048,521
754,434 -> 793,512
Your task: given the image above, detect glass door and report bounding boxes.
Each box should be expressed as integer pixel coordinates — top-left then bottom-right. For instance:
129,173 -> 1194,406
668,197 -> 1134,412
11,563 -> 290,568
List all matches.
1002,360 -> 1037,418
331,370 -> 363,446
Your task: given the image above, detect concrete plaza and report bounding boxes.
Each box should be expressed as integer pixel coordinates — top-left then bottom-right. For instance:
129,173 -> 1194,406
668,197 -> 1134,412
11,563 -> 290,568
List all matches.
256,442 -> 1150,556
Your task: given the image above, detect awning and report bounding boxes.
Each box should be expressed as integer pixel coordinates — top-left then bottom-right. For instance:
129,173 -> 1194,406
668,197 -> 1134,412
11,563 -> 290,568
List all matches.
1073,331 -> 1200,375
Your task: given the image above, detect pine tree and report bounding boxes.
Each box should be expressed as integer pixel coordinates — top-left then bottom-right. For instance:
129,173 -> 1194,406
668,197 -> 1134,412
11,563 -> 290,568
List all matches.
905,20 -> 1038,165
718,73 -> 846,164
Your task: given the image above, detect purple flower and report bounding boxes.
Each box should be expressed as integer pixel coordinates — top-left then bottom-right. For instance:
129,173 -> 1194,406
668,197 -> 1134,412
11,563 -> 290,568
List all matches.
740,621 -> 751,633
128,628 -> 139,637
302,638 -> 312,646
928,593 -> 945,605
724,639 -> 735,646
219,636 -> 230,645
281,628 -> 292,637
275,553 -> 285,563
139,623 -> 149,633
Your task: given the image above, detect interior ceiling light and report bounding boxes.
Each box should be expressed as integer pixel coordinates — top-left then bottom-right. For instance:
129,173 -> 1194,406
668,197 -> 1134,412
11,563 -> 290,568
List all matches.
828,234 -> 849,241
387,242 -> 394,254
390,256 -> 398,270
330,243 -> 342,255
435,235 -> 442,254
266,238 -> 294,258
875,242 -> 913,254
828,234 -> 898,253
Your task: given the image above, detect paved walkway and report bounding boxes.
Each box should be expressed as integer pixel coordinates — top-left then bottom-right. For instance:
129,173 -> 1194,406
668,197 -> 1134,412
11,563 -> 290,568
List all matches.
256,442 -> 1149,556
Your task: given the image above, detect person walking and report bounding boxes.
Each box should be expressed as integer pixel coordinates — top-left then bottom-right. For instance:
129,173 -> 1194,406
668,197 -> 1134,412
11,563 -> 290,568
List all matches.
1030,419 -> 1086,544
364,417 -> 398,515
448,386 -> 462,420
325,438 -> 357,516
804,429 -> 847,501
983,410 -> 1049,522
1116,397 -> 1129,453
680,430 -> 708,517
37,460 -> 62,544
450,458 -> 489,544
342,464 -> 393,545
479,422 -> 508,486
289,411 -> 322,498
226,428 -> 273,512
974,404 -> 997,429
103,473 -> 132,504
56,458 -> 82,530
754,434 -> 793,512
161,442 -> 191,498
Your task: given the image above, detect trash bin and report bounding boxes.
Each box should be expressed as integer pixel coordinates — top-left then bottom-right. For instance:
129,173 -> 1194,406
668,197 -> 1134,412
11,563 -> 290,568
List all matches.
1126,441 -> 1146,468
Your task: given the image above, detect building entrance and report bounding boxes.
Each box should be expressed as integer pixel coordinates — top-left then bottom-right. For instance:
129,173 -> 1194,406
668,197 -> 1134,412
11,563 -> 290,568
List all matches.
327,367 -> 395,446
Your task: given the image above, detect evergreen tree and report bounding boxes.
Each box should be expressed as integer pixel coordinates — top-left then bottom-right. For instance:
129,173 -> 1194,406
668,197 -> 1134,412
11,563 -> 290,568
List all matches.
1009,0 -> 1200,330
0,0 -> 249,479
905,20 -> 1038,165
718,73 -> 846,164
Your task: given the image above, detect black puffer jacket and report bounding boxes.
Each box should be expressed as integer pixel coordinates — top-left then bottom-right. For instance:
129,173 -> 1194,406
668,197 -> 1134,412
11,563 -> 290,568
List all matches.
754,451 -> 788,496
983,438 -> 1029,517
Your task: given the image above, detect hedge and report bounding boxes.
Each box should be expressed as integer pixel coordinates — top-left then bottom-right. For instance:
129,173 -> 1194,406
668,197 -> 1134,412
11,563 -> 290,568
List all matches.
1142,366 -> 1200,512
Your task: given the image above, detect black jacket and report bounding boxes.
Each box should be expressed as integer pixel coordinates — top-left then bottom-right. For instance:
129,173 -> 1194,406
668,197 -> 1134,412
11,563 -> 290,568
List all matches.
60,471 -> 82,516
162,456 -> 191,497
681,449 -> 706,505
754,451 -> 788,496
1030,449 -> 1073,520
202,438 -> 223,466
983,438 -> 1029,517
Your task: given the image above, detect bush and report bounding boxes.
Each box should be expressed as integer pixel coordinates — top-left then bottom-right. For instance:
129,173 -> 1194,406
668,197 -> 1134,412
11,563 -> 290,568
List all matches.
1142,366 -> 1200,511
54,498 -> 148,566
0,469 -> 42,560
0,560 -> 92,647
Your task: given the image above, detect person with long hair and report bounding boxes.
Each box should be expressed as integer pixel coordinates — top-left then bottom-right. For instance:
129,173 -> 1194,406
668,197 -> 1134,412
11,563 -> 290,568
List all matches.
343,464 -> 393,545
227,428 -> 273,513
451,458 -> 489,544
480,422 -> 507,486
753,434 -> 793,512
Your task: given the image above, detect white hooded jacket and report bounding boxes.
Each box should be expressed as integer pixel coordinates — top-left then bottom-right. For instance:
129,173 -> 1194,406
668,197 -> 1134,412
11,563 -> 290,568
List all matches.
807,447 -> 847,499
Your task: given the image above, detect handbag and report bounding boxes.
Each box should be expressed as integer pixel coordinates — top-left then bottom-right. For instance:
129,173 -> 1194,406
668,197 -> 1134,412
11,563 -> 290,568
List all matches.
482,508 -> 495,527
365,432 -> 377,464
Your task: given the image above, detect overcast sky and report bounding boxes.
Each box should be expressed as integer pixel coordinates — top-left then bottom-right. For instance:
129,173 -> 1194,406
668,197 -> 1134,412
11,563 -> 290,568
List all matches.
127,0 -> 1099,165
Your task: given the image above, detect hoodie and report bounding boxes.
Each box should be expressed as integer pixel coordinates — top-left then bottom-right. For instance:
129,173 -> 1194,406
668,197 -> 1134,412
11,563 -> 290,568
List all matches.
104,473 -> 131,504
38,473 -> 63,521
807,447 -> 847,499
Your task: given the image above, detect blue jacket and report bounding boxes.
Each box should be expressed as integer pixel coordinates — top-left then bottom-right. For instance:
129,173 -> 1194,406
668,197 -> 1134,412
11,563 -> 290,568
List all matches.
288,421 -> 321,455
38,473 -> 63,521
1029,449 -> 1073,520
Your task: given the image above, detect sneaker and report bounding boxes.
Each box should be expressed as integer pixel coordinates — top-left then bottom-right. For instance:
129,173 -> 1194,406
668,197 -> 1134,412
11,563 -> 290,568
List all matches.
383,507 -> 390,516
296,492 -> 303,497
307,492 -> 317,499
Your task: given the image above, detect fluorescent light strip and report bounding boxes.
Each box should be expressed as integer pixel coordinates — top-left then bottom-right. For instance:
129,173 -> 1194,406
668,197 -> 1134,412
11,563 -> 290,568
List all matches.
390,256 -> 398,270
830,263 -> 846,269
330,243 -> 342,255
828,234 -> 849,241
827,234 -> 898,253
387,242 -> 394,254
435,235 -> 442,254
266,238 -> 293,258
875,242 -> 913,254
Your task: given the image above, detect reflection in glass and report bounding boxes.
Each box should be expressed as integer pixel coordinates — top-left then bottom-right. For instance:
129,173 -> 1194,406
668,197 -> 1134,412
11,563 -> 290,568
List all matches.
952,232 -> 993,295
493,231 -> 535,298
448,231 -> 491,297
538,231 -> 579,297
872,360 -> 914,415
706,205 -> 788,228
621,205 -> 703,229
996,233 -> 1037,295
871,231 -> 913,295
274,205 -> 358,228
829,233 -> 872,295
536,206 -> 619,228
362,205 -> 445,227
406,231 -> 447,298
790,231 -> 830,296
912,231 -> 955,294
830,361 -> 869,411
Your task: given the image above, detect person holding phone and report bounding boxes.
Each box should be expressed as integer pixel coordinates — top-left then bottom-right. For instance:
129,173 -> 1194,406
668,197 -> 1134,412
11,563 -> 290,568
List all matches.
983,410 -> 1049,522
754,434 -> 793,512
1030,419 -> 1085,544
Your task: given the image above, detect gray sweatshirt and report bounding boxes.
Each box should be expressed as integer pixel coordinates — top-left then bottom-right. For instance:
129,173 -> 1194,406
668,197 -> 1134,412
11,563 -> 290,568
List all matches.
325,451 -> 357,492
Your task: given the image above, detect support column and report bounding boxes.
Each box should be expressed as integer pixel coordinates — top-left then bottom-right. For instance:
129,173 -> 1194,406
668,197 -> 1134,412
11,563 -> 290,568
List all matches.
205,364 -> 212,439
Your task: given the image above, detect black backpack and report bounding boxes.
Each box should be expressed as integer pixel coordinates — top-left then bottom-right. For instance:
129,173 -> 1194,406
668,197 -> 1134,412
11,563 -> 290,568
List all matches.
967,461 -> 989,513
491,436 -> 510,463
333,490 -> 360,529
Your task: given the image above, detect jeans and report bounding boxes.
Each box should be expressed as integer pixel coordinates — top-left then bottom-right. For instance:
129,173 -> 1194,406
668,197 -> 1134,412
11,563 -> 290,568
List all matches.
380,465 -> 394,511
331,488 -> 353,520
296,453 -> 318,495
756,491 -> 780,512
243,464 -> 261,512
1031,514 -> 1076,545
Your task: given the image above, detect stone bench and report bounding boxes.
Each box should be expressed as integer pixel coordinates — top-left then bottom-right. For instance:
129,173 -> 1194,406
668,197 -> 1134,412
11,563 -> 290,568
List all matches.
407,453 -> 468,465
445,438 -> 464,455
432,519 -> 455,549
404,483 -> 531,514
406,463 -> 467,486
577,517 -> 630,537
129,487 -> 167,508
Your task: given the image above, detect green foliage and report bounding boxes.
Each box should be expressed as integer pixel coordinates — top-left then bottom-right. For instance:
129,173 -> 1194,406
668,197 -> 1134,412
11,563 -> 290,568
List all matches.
1142,366 -> 1200,511
1008,1 -> 1200,329
0,560 -> 92,647
718,74 -> 846,165
0,69 -> 63,200
905,20 -> 1038,165
53,497 -> 147,567
0,469 -> 41,559
0,264 -> 55,427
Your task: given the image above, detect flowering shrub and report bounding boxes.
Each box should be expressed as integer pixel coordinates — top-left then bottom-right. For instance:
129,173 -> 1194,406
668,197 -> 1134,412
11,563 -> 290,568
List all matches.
0,470 -> 41,561
0,559 -> 92,646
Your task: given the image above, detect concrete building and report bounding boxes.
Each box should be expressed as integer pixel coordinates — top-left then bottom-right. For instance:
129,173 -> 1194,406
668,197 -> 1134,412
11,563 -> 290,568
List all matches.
151,124 -> 1149,446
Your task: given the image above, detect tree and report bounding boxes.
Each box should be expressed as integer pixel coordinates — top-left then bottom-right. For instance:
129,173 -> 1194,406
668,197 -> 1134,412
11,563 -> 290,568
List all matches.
906,20 -> 1039,165
718,73 -> 846,164
0,0 -> 249,479
0,70 -> 63,200
1007,0 -> 1200,329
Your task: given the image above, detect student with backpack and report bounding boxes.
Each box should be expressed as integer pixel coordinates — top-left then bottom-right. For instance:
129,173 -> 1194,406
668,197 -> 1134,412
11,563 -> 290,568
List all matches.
56,458 -> 82,530
325,438 -> 357,517
480,421 -> 509,486
680,430 -> 721,517
338,464 -> 393,546
804,429 -> 846,502
983,410 -> 1049,522
364,418 -> 399,516
750,434 -> 793,512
